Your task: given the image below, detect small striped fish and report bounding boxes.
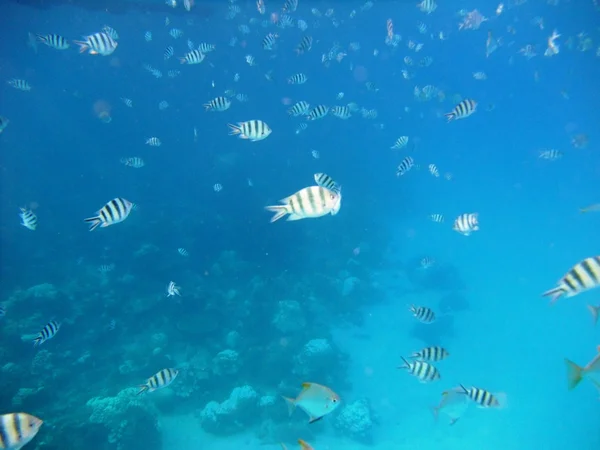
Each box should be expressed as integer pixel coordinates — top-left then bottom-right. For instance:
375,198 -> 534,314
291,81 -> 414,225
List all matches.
542,256 -> 600,303
179,49 -> 205,64
282,0 -> 298,13
138,368 -> 179,395
204,96 -> 231,112
228,120 -> 272,141
164,45 -> 174,60
445,99 -> 477,122
430,213 -> 444,223
288,73 -> 308,84
420,256 -> 435,269
262,33 -> 279,50
453,213 -> 479,236
177,248 -> 189,256
146,137 -> 161,146
198,42 -> 215,53
391,136 -> 409,149
0,305 -> 5,317
296,35 -> 313,54
33,320 -> 61,347
314,173 -> 341,194
121,157 -> 145,168
0,413 -> 43,449
460,385 -> 506,408
288,101 -> 310,116
7,79 -> 31,91
429,164 -> 440,177
417,0 -> 437,14
84,198 -> 133,231
398,357 -> 441,382
409,305 -> 436,323
396,156 -> 414,176
19,208 -> 37,230
331,106 -> 351,119
36,33 -> 69,50
265,186 -> 341,223
306,105 -> 329,120
74,32 -> 118,56
410,346 -> 449,361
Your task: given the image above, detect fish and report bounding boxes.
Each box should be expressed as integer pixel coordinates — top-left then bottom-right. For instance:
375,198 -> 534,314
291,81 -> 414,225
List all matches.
409,305 -> 435,323
306,105 -> 329,120
538,149 -> 563,160
565,346 -> 600,392
453,213 -> 479,236
330,106 -> 351,119
36,33 -> 69,50
410,346 -> 449,361
444,99 -> 477,122
73,32 -> 118,56
398,357 -> 441,382
298,440 -> 313,450
228,120 -> 272,141
19,208 -> 37,231
432,387 -> 469,425
262,33 -> 279,50
179,49 -> 205,64
0,413 -> 43,450
420,256 -> 435,269
391,136 -> 409,149
120,157 -> 145,168
417,0 -> 437,14
164,46 -> 174,60
137,368 -> 179,395
167,281 -> 181,297
265,186 -> 341,223
7,79 -> 31,91
288,101 -> 310,116
288,73 -> 308,84
197,43 -> 215,53
314,173 -> 341,194
460,385 -> 507,408
204,96 -> 231,112
33,320 -> 61,347
430,213 -> 444,223
588,305 -> 600,326
146,137 -> 161,147
580,203 -> 600,213
0,116 -> 9,133
396,156 -> 414,176
0,306 -> 5,317
84,198 -> 134,231
282,382 -> 341,423
428,164 -> 440,177
542,256 -> 600,303
296,36 -> 313,54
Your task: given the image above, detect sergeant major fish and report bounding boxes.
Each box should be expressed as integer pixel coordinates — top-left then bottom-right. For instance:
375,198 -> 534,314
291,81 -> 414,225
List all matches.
542,256 -> 600,303
19,208 -> 37,231
137,368 -> 179,395
0,413 -> 43,450
33,320 -> 60,347
228,120 -> 272,141
84,198 -> 133,231
265,186 -> 341,223
74,32 -> 118,56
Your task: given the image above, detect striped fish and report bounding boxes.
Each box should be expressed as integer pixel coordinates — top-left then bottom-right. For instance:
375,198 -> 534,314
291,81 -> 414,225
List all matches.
542,256 -> 600,303
120,157 -> 145,168
417,0 -> 437,14
410,346 -> 449,362
430,213 -> 444,223
0,305 -> 5,317
288,73 -> 308,84
288,101 -> 310,116
331,106 -> 351,119
391,136 -> 409,149
409,305 -> 436,323
137,368 -> 179,395
262,33 -> 279,50
398,357 -> 441,382
306,105 -> 329,120
0,116 -> 9,134
101,25 -> 119,40
33,320 -> 61,347
396,156 -> 414,176
314,173 -> 341,194
36,33 -> 69,50
444,99 -> 477,122
19,208 -> 37,231
228,120 -> 272,141
282,0 -> 298,13
198,43 -> 215,53
164,45 -> 174,60
74,32 -> 118,56
84,198 -> 133,231
204,96 -> 231,112
0,413 -> 43,450
265,186 -> 341,223
296,35 -> 313,54
460,385 -> 506,408
7,79 -> 31,91
453,213 -> 479,236
179,49 -> 205,64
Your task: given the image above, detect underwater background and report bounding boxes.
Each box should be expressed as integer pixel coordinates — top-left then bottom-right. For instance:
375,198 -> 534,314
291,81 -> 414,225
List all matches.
0,0 -> 599,449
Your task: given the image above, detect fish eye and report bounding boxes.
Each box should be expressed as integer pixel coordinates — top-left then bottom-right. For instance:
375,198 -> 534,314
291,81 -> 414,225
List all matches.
332,397 -> 338,403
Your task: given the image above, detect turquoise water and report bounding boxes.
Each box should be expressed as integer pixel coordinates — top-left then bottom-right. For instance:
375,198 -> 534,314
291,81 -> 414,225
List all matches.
1,1 -> 599,449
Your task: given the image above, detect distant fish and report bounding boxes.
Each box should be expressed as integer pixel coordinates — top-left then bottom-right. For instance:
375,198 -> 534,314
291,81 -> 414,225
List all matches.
417,0 -> 437,14
296,35 -> 313,54
391,136 -> 409,149
204,96 -> 231,112
288,101 -> 310,116
314,173 -> 341,194
580,203 -> 600,213
262,32 -> 279,50
0,305 -> 5,317
444,99 -> 477,122
84,198 -> 133,231
420,256 -> 435,269
430,213 -> 444,223
197,43 -> 215,53
7,79 -> 31,91
120,157 -> 145,168
146,137 -> 162,147
33,320 -> 61,347
396,156 -> 414,176
228,120 -> 272,141
288,73 -> 308,84
137,368 -> 179,395
265,186 -> 341,223
330,106 -> 351,119
98,263 -> 115,273
74,32 -> 118,56
19,207 -> 38,231
0,413 -> 43,449
398,357 -> 441,382
428,164 -> 440,177
282,382 -> 340,423
36,33 -> 69,50
432,387 -> 469,425
459,385 -> 507,408
306,105 -> 329,120
452,213 -> 479,236
179,49 -> 204,64
0,116 -> 9,133
409,305 -> 435,323
542,256 -> 600,303
539,149 -> 562,160
410,346 -> 449,361
167,281 -> 181,297
177,248 -> 189,257
164,45 -> 174,60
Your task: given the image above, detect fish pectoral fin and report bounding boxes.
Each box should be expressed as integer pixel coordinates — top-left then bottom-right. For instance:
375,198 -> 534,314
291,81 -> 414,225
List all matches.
308,415 -> 323,424
282,396 -> 295,417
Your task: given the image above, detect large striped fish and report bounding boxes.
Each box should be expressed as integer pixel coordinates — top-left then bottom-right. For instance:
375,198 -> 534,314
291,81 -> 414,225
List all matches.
33,320 -> 60,347
137,368 -> 179,395
73,32 -> 117,56
84,198 -> 133,231
265,186 -> 341,223
542,256 -> 600,303
0,413 -> 43,450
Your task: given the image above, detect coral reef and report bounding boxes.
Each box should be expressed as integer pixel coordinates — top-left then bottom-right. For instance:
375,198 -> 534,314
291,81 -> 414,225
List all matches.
199,385 -> 259,434
334,399 -> 376,444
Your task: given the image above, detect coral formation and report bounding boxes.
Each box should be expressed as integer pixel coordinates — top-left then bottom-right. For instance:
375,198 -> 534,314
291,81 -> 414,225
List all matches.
334,399 -> 375,444
199,385 -> 259,434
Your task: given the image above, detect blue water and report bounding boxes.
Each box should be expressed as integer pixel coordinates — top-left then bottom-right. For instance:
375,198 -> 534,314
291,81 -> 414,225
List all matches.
1,1 -> 599,449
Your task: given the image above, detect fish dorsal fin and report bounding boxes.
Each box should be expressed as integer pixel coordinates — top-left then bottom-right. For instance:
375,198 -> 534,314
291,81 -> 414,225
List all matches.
301,382 -> 312,390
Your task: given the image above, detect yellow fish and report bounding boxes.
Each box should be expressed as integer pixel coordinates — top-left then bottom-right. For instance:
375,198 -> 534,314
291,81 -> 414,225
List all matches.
565,345 -> 600,391
432,386 -> 469,425
280,439 -> 314,450
283,382 -> 340,423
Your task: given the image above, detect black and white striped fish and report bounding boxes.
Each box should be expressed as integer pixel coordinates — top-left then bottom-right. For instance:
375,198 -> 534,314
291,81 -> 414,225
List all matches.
7,79 -> 31,91
121,157 -> 145,168
410,346 -> 449,361
542,256 -> 600,303
179,49 -> 205,64
306,105 -> 329,120
204,96 -> 231,112
265,186 -> 341,223
430,213 -> 444,223
198,43 -> 215,53
19,207 -> 37,231
164,45 -> 174,60
137,368 -> 179,395
0,413 -> 43,450
460,385 -> 506,408
296,35 -> 313,54
398,357 -> 441,382
417,0 -> 437,14
177,248 -> 189,256
452,213 -> 479,236
36,33 -> 69,50
33,320 -> 61,347
314,173 -> 341,194
84,198 -> 133,231
101,25 -> 119,40
396,156 -> 414,176
445,99 -> 477,122
262,33 -> 279,50
288,73 -> 308,84
282,0 -> 298,13
288,101 -> 310,116
74,32 -> 118,56
331,106 -> 351,119
228,120 -> 272,141
391,136 -> 409,149
409,305 -> 436,323
429,164 -> 440,177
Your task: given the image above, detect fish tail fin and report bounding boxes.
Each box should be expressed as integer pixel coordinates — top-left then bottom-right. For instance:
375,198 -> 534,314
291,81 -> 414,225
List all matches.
83,216 -> 102,231
444,113 -> 454,122
73,40 -> 89,53
137,384 -> 149,395
32,337 -> 42,347
587,304 -> 600,326
564,358 -> 584,390
227,123 -> 241,136
541,286 -> 564,304
203,103 -> 211,111
397,356 -> 410,370
35,34 -> 46,43
494,392 -> 508,409
282,396 -> 295,416
265,205 -> 289,223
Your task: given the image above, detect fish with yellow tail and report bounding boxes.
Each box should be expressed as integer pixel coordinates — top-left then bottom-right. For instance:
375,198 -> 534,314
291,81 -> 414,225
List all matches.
282,382 -> 341,423
432,386 -> 469,425
0,412 -> 43,450
542,256 -> 600,303
281,439 -> 315,450
564,346 -> 600,392
265,186 -> 341,223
